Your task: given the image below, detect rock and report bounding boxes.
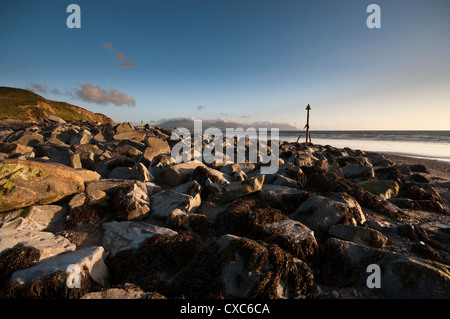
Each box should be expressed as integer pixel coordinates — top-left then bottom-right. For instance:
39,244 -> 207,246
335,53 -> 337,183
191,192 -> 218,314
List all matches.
71,144 -> 103,169
108,166 -> 132,179
69,153 -> 83,169
397,183 -> 442,203
143,137 -> 171,163
114,144 -> 142,157
316,237 -> 382,286
113,131 -> 146,142
114,122 -> 134,133
151,181 -> 202,218
166,209 -> 189,229
409,164 -> 428,174
220,163 -> 256,176
375,167 -> 405,186
95,155 -> 135,177
156,162 -> 207,187
394,164 -> 412,175
379,254 -> 450,298
8,246 -> 108,297
112,182 -> 151,221
69,129 -> 92,145
257,184 -> 310,209
0,221 -> 76,260
5,131 -> 44,147
290,193 -> 365,234
358,179 -> 399,200
35,143 -> 72,165
102,221 -> 178,256
0,159 -> 85,213
106,232 -> 201,297
131,162 -> 154,182
328,224 -> 388,248
0,142 -> 34,157
191,165 -> 232,186
342,164 -> 374,180
264,219 -> 318,261
366,153 -> 394,167
68,193 -> 87,212
303,166 -> 403,219
85,179 -> 142,198
76,168 -> 101,182
46,115 -> 66,124
273,174 -> 304,189
21,205 -> 67,231
175,234 -> 315,299
219,175 -> 265,203
391,198 -> 445,214
147,154 -> 174,177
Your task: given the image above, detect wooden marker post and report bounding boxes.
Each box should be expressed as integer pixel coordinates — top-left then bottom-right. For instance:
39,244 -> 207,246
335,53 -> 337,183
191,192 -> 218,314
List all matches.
305,104 -> 311,143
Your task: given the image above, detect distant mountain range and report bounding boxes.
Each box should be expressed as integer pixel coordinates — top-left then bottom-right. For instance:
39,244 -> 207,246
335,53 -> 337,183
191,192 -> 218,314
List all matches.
0,87 -> 113,124
155,118 -> 299,131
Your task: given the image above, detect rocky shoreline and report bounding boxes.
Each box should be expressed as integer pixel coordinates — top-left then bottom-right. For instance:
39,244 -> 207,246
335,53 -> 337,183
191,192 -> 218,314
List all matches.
0,117 -> 449,299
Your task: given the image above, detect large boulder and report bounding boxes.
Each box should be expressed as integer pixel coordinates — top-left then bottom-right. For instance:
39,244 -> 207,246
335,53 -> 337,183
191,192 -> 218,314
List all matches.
102,221 -> 177,256
143,137 -> 171,163
379,254 -> 450,298
150,181 -> 202,219
218,175 -> 265,203
290,193 -> 365,234
0,219 -> 76,261
5,131 -> 44,147
175,234 -> 315,299
328,224 -> 388,248
0,159 -> 85,213
8,246 -> 108,298
358,179 -> 399,200
342,164 -> 375,180
156,162 -> 207,187
112,182 -> 151,221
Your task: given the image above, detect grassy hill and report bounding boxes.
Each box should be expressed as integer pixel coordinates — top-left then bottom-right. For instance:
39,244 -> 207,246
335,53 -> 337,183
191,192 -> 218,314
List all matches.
0,87 -> 114,124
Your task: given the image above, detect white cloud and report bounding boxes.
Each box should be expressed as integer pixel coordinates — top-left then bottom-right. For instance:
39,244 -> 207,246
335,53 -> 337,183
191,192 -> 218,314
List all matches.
76,83 -> 135,107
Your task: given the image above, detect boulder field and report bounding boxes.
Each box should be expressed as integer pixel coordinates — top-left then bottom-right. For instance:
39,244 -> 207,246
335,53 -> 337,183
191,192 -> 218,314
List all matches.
0,118 -> 449,299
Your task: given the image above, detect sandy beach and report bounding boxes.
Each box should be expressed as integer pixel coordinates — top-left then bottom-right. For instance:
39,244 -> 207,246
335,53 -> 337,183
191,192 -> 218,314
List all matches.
381,152 -> 450,181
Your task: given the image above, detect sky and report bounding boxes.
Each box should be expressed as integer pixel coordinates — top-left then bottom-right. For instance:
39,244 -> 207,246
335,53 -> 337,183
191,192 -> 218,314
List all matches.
0,0 -> 449,130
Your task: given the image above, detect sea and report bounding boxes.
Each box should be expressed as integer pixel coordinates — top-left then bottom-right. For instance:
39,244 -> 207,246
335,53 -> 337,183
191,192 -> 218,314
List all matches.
278,131 -> 450,162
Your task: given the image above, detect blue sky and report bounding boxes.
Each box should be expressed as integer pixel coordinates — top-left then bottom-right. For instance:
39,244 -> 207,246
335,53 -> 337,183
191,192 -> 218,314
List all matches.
1,0 -> 449,129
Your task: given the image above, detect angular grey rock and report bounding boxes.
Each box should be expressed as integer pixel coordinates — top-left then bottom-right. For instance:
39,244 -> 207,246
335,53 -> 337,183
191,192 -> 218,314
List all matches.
273,174 -> 304,189
156,162 -> 207,187
151,181 -> 202,218
46,115 -> 66,124
290,193 -> 365,234
102,220 -> 177,256
218,175 -> 265,203
0,222 -> 76,260
113,182 -> 151,221
10,246 -> 109,287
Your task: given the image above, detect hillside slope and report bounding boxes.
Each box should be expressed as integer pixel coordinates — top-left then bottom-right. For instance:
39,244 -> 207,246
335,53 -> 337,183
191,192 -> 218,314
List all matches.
0,87 -> 114,124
